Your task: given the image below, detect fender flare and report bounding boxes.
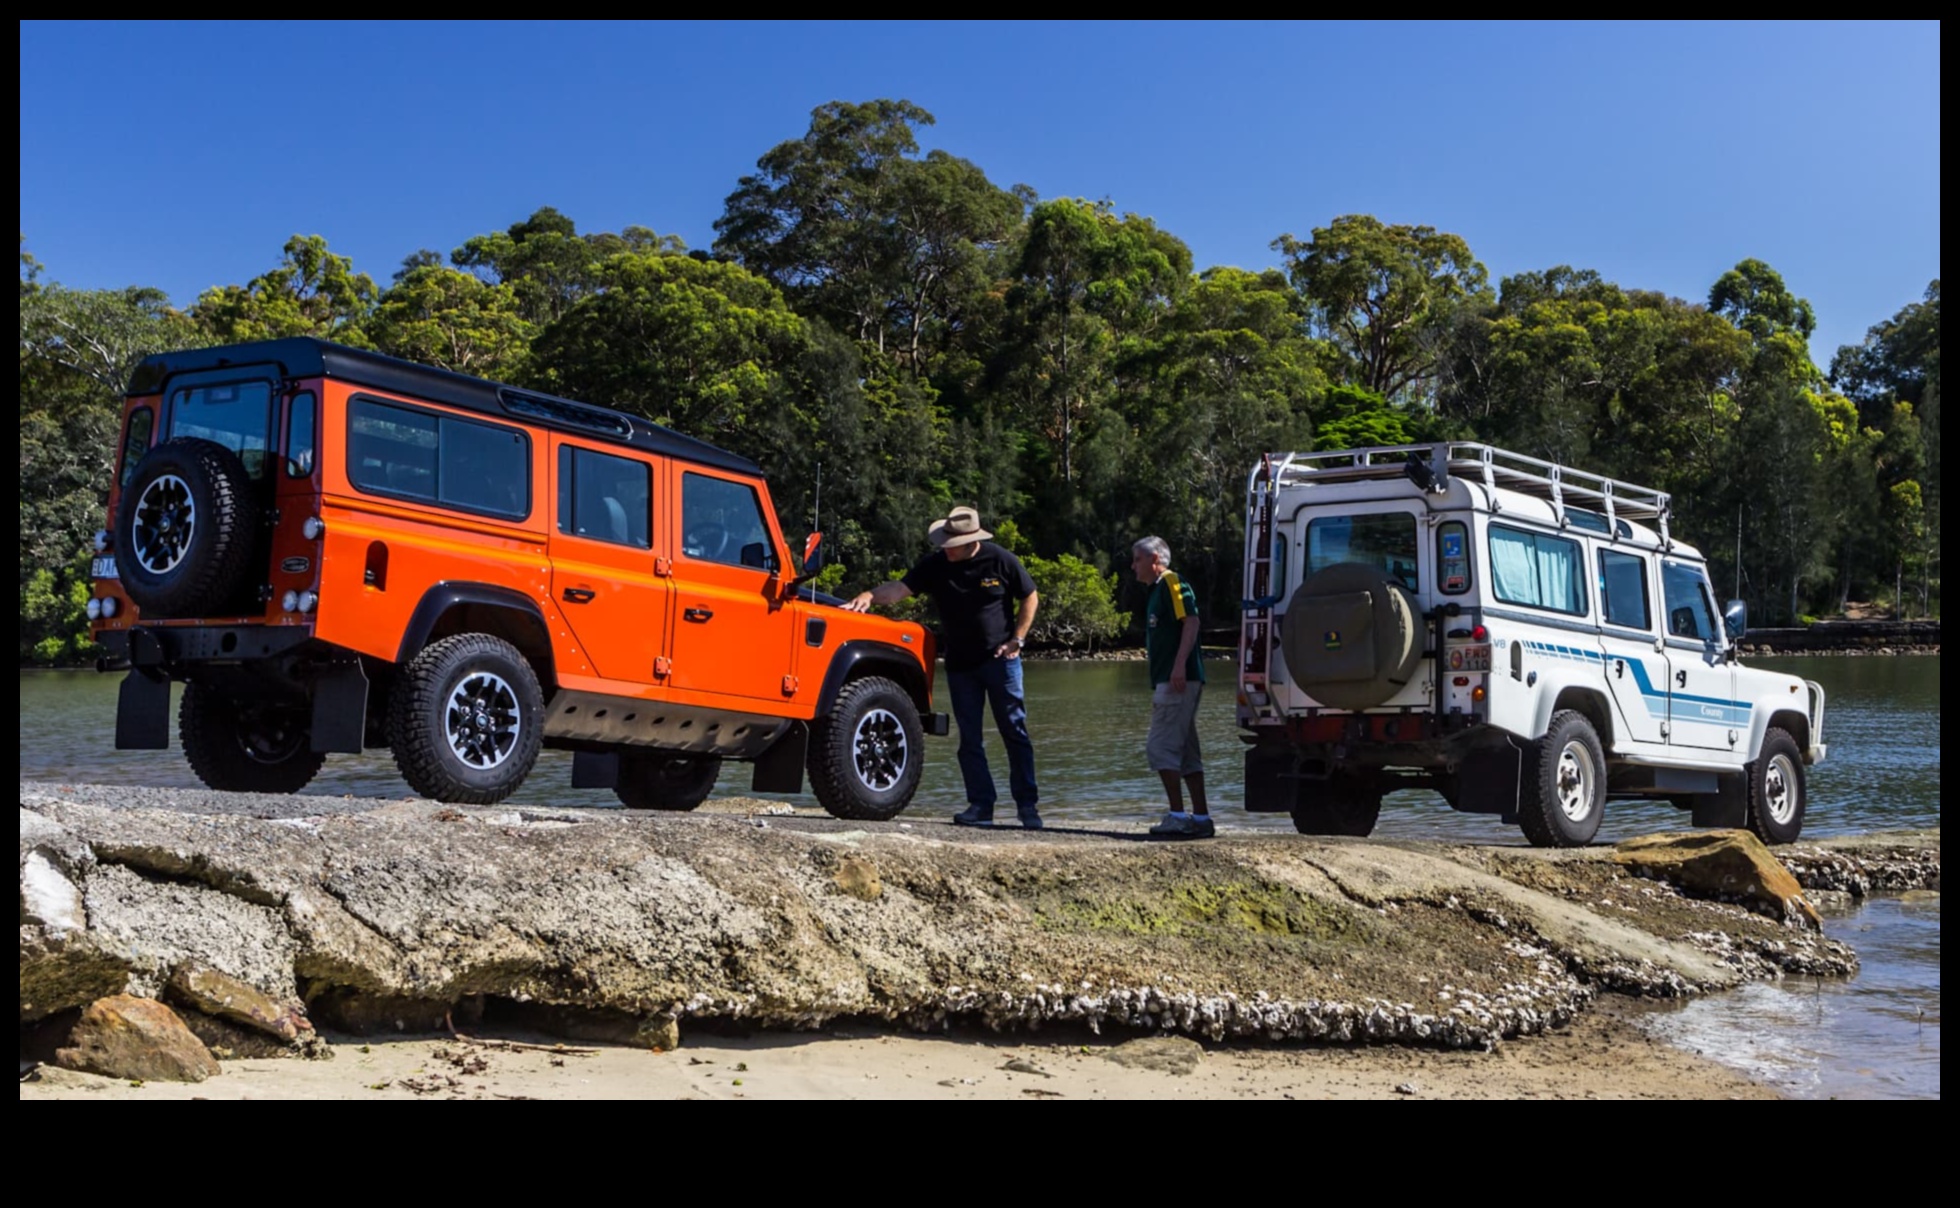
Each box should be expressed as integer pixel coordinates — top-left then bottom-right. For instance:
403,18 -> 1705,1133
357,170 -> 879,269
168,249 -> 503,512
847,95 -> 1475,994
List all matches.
815,640 -> 933,718
396,582 -> 554,677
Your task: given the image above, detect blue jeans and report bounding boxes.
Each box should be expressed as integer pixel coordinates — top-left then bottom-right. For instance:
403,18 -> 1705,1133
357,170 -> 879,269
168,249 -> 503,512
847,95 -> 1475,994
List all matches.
945,657 -> 1038,816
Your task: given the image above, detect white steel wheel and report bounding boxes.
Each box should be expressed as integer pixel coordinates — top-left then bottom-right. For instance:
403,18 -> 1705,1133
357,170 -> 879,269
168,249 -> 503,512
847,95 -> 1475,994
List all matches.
1521,709 -> 1605,848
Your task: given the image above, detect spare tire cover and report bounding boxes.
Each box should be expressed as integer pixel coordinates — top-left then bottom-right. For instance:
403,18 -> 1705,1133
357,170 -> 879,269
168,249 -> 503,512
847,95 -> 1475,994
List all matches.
114,437 -> 259,618
1279,562 -> 1422,709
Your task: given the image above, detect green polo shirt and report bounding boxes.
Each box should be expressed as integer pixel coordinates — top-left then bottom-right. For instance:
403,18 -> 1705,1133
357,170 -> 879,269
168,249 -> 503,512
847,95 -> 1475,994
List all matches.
1146,571 -> 1205,687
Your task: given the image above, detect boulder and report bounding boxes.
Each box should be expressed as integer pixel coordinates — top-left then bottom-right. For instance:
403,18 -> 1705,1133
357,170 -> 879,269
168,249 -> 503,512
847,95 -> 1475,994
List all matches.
1610,831 -> 1821,928
53,995 -> 221,1083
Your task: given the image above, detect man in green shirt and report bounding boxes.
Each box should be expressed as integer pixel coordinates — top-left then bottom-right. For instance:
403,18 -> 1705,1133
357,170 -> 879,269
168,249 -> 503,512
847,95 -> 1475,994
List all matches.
1131,536 -> 1211,838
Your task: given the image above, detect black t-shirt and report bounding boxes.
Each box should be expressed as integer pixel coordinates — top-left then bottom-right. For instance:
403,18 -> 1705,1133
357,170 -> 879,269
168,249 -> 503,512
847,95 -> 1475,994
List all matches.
901,542 -> 1036,671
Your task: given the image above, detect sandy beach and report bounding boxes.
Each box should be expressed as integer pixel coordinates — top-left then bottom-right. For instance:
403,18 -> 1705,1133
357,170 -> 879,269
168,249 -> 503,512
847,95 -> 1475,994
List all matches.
22,999 -> 1778,1101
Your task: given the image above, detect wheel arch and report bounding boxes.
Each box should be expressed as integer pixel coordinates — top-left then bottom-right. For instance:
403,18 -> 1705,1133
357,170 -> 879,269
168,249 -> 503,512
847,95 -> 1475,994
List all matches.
1536,680 -> 1613,751
815,640 -> 931,718
397,583 -> 556,690
1751,706 -> 1812,762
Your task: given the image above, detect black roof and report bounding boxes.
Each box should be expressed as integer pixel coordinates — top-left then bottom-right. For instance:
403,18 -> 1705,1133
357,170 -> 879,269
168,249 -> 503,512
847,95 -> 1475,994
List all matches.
126,336 -> 762,477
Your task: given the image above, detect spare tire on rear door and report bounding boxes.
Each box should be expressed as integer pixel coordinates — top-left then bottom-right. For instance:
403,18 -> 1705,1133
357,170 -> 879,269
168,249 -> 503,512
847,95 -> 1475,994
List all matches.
115,437 -> 260,618
1279,562 -> 1422,709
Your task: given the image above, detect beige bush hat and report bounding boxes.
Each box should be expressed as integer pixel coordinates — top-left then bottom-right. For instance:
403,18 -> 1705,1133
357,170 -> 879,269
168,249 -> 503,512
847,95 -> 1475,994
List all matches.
928,505 -> 992,549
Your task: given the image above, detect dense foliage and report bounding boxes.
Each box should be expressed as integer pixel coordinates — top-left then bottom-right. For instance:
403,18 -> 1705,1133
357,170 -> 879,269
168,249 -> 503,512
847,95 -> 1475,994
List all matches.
18,102 -> 1940,663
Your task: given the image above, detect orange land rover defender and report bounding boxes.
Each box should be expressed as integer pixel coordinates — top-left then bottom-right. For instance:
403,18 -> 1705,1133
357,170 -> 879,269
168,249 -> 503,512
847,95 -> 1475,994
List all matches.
88,337 -> 948,817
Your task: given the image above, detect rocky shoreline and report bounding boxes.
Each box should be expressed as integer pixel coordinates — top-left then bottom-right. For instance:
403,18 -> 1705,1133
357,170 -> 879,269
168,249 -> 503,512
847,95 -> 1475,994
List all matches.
17,780 -> 1939,1086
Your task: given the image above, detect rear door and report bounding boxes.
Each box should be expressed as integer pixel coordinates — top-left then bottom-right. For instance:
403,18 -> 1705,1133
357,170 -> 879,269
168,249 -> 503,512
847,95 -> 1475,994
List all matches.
547,438 -> 670,686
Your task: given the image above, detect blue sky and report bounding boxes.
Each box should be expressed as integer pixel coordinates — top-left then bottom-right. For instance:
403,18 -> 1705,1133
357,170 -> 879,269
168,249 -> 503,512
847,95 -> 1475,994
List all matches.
19,20 -> 1941,369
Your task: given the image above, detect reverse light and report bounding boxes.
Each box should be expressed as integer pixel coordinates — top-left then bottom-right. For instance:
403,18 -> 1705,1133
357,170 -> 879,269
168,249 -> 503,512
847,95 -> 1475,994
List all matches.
302,516 -> 326,540
86,598 -> 102,621
297,590 -> 318,613
282,590 -> 300,612
99,596 -> 118,618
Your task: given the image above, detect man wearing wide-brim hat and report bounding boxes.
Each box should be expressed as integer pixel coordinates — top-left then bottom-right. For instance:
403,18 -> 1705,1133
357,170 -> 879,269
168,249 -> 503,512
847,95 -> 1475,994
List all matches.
843,506 -> 1042,828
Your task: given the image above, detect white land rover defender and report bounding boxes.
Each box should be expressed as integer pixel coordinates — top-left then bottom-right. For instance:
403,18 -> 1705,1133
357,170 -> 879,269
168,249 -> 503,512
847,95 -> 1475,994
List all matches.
1236,443 -> 1827,847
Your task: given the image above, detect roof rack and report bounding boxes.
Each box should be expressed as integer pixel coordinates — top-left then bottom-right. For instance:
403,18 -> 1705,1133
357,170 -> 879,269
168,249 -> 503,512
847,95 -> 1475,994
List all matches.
1263,442 -> 1673,547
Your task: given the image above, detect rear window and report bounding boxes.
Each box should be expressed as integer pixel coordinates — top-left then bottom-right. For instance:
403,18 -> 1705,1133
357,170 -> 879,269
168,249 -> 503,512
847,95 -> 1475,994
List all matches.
1305,512 -> 1419,591
347,397 -> 529,519
170,380 -> 275,479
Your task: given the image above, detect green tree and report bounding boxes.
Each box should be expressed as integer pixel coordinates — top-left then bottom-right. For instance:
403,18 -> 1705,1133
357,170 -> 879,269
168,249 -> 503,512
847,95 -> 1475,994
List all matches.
189,235 -> 378,344
524,251 -> 808,442
1274,215 -> 1490,403
454,207 -> 684,328
360,263 -> 535,378
20,246 -> 196,661
715,100 -> 1024,374
1022,552 -> 1124,652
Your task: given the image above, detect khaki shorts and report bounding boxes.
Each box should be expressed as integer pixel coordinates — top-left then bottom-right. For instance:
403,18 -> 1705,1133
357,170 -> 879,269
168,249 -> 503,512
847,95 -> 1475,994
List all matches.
1146,682 -> 1204,775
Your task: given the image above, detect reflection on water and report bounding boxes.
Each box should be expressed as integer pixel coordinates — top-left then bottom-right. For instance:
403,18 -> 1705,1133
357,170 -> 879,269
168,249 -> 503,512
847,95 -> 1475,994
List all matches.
19,654 -> 1941,1098
18,656 -> 1942,840
1639,893 -> 1940,1100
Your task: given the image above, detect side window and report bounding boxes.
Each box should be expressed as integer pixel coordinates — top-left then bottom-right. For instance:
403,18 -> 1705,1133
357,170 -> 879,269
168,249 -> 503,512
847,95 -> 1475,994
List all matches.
557,445 -> 652,548
285,391 -> 316,478
1661,560 -> 1718,642
348,397 -> 528,518
118,407 -> 155,487
682,472 -> 773,570
1598,549 -> 1651,631
1488,524 -> 1586,615
1437,521 -> 1470,594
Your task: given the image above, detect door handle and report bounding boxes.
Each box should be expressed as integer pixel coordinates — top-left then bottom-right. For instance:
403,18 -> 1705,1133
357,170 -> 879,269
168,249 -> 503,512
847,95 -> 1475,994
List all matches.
1676,669 -> 1687,688
562,587 -> 595,604
684,607 -> 714,623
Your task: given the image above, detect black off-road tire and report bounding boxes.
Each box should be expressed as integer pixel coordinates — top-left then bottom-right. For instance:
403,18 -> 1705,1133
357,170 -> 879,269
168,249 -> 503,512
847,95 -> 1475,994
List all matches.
1746,727 -> 1806,845
388,633 -> 544,804
615,752 -> 722,811
807,676 -> 924,821
115,438 -> 260,618
179,682 -> 326,793
1289,772 -> 1383,836
1519,710 -> 1605,848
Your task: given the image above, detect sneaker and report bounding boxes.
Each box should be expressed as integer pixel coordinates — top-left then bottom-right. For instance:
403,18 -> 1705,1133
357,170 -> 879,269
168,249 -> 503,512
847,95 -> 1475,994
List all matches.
1148,812 -> 1216,839
952,806 -> 995,828
1018,809 -> 1044,830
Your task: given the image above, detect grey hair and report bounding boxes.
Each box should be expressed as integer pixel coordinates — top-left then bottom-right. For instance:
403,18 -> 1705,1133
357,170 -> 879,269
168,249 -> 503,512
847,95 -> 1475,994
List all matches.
1132,536 -> 1171,566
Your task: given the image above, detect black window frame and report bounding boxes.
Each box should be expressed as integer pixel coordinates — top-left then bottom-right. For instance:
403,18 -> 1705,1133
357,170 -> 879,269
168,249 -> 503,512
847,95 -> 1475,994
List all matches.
345,394 -> 531,521
556,444 -> 654,550
118,406 -> 155,488
1598,547 -> 1652,632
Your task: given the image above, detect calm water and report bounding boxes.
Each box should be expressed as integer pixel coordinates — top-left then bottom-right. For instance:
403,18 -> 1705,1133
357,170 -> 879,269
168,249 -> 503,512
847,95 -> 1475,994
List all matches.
19,654 -> 1940,1098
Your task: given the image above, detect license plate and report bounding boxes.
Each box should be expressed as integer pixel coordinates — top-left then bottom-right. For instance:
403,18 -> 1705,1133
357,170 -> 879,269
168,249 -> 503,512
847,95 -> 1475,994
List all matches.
91,556 -> 119,580
1448,644 -> 1491,672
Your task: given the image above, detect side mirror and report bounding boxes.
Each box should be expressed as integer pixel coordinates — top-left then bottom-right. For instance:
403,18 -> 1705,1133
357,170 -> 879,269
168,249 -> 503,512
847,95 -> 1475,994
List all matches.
790,532 -> 824,587
1723,599 -> 1748,641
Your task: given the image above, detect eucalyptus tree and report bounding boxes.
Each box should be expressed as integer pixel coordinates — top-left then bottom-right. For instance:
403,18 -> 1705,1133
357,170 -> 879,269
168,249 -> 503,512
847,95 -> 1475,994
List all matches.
713,99 -> 1024,374
188,235 -> 377,345
361,262 -> 536,379
1273,214 -> 1489,405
